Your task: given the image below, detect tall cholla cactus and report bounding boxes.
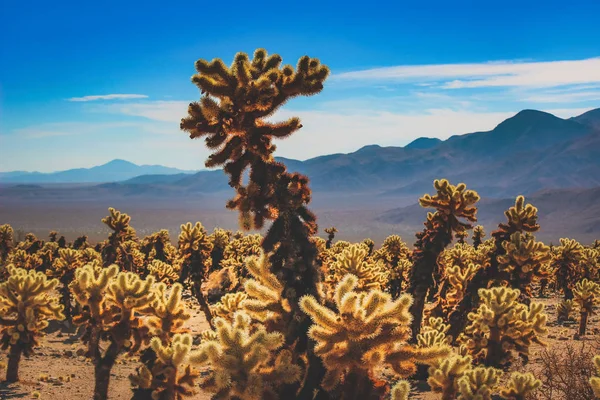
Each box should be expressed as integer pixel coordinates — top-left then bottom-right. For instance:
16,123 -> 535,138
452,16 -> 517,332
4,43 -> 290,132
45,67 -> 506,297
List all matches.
208,227 -> 231,272
300,274 -> 450,399
427,354 -> 473,400
130,334 -> 203,400
0,266 -> 64,382
47,248 -> 83,321
573,278 -> 600,336
372,235 -> 412,298
552,238 -> 584,299
101,207 -> 137,268
460,287 -> 547,368
0,224 -> 14,263
148,259 -> 180,284
194,311 -> 302,400
497,232 -> 551,301
324,227 -> 338,249
409,179 -> 480,338
180,48 -> 330,396
177,221 -> 214,328
448,196 -> 540,341
71,263 -> 157,400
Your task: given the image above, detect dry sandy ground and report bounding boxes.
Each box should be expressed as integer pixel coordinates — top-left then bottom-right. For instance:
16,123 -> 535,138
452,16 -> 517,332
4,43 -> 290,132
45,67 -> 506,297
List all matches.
0,295 -> 597,399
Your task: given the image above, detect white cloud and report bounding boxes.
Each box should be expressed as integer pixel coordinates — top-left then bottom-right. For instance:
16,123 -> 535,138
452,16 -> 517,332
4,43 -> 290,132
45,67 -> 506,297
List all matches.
333,57 -> 600,89
97,100 -> 188,122
67,94 -> 149,102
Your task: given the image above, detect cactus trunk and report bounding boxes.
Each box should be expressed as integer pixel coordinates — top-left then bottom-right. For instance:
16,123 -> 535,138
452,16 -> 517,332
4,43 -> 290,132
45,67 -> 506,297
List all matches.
61,277 -> 72,321
93,342 -> 119,400
192,280 -> 214,330
484,325 -> 503,368
6,344 -> 22,382
579,310 -> 589,336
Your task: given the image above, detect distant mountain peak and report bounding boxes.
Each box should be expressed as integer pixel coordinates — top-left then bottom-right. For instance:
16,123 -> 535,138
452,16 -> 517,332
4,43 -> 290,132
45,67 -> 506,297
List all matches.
405,137 -> 442,150
103,159 -> 137,166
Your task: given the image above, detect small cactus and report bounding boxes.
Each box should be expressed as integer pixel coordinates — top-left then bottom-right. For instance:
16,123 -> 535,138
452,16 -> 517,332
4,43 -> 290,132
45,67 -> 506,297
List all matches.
500,372 -> 542,400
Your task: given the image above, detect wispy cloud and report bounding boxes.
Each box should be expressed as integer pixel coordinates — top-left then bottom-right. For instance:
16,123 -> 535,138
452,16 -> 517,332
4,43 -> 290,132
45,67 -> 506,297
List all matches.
93,100 -> 188,122
10,121 -> 176,138
67,94 -> 149,102
333,57 -> 600,90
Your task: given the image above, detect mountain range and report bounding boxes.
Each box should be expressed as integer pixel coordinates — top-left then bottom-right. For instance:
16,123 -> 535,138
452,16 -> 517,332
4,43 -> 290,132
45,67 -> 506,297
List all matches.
0,159 -> 196,184
1,107 -> 599,244
4,108 -> 598,198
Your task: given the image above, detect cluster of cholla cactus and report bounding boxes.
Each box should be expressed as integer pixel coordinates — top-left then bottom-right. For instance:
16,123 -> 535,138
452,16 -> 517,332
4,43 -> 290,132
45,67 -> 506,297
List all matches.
1,47 -> 599,400
459,287 -> 547,368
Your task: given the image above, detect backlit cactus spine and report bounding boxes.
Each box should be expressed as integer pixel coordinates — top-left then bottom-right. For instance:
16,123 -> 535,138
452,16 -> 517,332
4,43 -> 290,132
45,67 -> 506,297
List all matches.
300,274 -> 450,399
0,266 -> 64,382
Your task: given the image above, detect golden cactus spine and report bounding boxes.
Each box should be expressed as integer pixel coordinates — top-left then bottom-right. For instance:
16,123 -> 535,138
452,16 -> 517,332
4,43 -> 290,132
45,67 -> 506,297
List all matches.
0,266 -> 64,382
300,274 -> 450,399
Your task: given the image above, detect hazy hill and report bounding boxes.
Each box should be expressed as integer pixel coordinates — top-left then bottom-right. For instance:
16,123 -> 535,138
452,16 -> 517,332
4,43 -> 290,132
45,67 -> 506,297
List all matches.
0,159 -> 196,184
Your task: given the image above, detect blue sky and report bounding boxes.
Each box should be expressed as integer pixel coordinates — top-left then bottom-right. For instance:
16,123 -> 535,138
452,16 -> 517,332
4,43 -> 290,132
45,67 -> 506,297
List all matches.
1,0 -> 600,172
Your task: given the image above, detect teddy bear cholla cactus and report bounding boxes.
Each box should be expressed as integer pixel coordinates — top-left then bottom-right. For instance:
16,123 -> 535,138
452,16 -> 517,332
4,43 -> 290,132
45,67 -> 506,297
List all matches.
372,235 -> 412,298
497,232 -> 551,301
456,366 -> 502,400
590,355 -> 600,398
551,238 -> 585,299
70,262 -> 157,400
300,274 -> 450,398
130,334 -> 203,400
460,287 -> 547,368
46,247 -> 83,321
193,311 -> 302,400
145,283 -> 191,344
325,244 -> 388,296
148,259 -> 180,284
499,372 -> 542,400
557,299 -> 576,323
408,179 -> 480,338
0,265 -> 64,382
573,278 -> 600,336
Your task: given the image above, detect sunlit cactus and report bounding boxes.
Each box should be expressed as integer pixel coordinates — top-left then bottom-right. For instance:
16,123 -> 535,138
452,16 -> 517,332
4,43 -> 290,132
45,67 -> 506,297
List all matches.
146,283 -> 191,344
324,227 -> 338,249
211,292 -> 248,321
456,230 -> 469,244
148,259 -> 180,284
460,287 -> 547,368
101,207 -> 137,268
573,278 -> 600,336
456,366 -> 502,400
220,233 -> 262,280
0,224 -> 14,263
6,248 -> 43,271
193,311 -> 302,400
177,221 -> 214,328
448,195 -> 540,341
181,50 -> 330,397
427,354 -> 473,400
557,299 -> 576,323
130,334 -> 202,400
551,238 -> 585,299
390,380 -> 411,400
499,372 -> 541,400
241,253 -> 291,332
300,274 -> 450,398
0,266 -> 64,382
71,263 -> 156,400
441,263 -> 479,315
580,247 -> 599,281
497,232 -> 551,301
409,179 -> 480,338
372,235 -> 412,298
326,244 -> 388,296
